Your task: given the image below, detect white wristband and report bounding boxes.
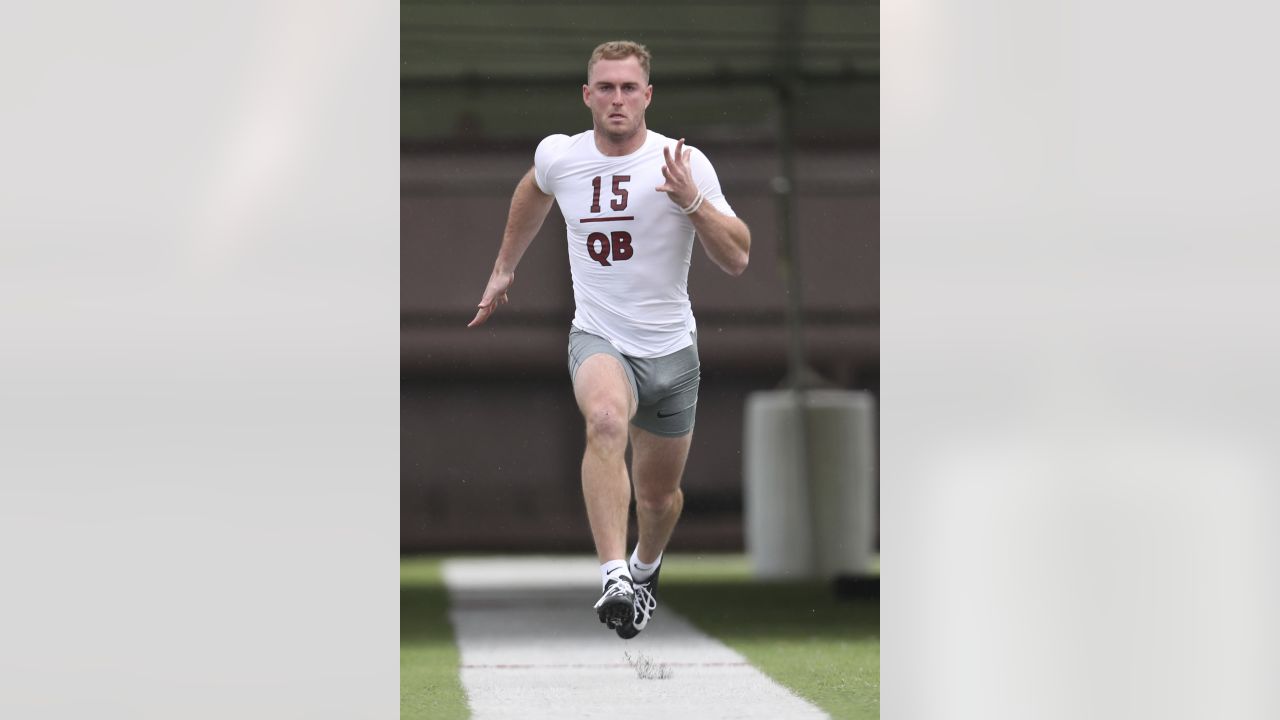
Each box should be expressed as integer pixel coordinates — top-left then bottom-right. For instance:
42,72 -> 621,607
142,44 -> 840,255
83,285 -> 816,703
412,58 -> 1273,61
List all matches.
680,191 -> 705,215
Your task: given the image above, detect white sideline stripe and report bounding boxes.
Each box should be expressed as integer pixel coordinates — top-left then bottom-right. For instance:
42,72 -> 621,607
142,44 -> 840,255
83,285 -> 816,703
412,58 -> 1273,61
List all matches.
444,556 -> 828,720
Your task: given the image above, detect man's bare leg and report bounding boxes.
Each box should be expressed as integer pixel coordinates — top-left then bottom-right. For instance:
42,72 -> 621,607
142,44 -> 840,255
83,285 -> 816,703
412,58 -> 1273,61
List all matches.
629,426 -> 693,564
573,354 -> 636,564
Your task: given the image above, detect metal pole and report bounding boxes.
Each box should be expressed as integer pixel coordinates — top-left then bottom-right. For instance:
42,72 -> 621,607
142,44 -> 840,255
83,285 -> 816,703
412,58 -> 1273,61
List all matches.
773,0 -> 823,576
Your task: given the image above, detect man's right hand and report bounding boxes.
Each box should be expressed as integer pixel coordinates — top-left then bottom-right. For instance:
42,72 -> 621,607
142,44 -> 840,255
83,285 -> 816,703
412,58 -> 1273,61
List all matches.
468,269 -> 515,327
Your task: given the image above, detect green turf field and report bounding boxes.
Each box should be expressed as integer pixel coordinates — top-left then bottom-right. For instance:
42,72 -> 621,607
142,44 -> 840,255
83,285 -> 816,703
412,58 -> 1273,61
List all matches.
659,555 -> 881,719
401,559 -> 468,719
400,554 -> 880,719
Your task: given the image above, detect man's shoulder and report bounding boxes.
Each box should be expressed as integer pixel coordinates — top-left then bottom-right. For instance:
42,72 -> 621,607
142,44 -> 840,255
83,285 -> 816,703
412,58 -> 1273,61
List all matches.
646,130 -> 673,146
645,131 -> 710,161
536,131 -> 593,160
533,131 -> 590,192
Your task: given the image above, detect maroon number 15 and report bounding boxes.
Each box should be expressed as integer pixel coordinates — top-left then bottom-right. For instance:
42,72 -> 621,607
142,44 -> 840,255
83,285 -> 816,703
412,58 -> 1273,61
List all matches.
590,175 -> 630,213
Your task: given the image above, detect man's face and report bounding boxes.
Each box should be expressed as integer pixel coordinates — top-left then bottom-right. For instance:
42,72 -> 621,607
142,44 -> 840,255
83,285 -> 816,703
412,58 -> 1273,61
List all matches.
583,57 -> 652,142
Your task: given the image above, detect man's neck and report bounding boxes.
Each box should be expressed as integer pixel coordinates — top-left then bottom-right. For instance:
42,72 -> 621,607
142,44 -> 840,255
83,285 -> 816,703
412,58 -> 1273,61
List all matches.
593,126 -> 647,157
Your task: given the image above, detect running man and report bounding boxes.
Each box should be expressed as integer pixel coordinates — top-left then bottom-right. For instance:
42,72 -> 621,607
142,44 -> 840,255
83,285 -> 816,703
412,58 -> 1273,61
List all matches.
468,40 -> 750,638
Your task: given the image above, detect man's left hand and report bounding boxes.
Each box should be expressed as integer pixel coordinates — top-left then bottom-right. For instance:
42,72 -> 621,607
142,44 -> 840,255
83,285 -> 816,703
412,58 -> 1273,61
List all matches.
655,138 -> 698,209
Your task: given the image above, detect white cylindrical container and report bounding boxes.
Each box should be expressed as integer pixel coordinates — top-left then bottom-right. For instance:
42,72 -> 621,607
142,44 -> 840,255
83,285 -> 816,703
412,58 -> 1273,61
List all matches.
744,389 -> 877,579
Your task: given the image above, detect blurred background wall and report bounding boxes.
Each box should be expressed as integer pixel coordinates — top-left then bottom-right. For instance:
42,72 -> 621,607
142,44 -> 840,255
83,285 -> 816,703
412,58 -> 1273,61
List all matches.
401,0 -> 879,552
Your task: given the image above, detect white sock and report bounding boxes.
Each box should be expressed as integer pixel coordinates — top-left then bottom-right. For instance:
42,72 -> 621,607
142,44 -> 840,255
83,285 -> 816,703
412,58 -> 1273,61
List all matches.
629,548 -> 662,583
600,559 -> 630,589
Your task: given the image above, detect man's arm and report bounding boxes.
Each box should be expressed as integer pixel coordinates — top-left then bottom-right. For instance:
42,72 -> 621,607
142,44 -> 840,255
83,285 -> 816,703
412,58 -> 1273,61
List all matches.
468,166 -> 556,327
687,202 -> 750,277
655,139 -> 750,276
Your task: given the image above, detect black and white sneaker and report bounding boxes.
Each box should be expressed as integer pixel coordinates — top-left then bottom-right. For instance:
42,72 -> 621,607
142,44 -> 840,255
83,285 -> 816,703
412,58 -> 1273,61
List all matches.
615,563 -> 661,640
594,574 -> 636,630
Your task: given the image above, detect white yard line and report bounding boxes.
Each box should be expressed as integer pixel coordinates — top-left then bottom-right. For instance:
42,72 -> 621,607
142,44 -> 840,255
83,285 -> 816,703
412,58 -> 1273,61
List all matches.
444,556 -> 828,720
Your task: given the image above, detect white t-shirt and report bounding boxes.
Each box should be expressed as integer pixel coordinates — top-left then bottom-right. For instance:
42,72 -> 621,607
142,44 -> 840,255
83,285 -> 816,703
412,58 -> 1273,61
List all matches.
534,129 -> 735,358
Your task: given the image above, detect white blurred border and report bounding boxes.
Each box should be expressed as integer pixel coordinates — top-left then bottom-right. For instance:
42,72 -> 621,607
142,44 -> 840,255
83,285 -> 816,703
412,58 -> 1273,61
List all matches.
883,1 -> 1280,718
0,2 -> 398,717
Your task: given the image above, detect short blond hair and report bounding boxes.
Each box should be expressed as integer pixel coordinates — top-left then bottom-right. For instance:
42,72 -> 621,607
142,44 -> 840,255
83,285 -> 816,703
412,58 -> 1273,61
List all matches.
587,41 -> 651,82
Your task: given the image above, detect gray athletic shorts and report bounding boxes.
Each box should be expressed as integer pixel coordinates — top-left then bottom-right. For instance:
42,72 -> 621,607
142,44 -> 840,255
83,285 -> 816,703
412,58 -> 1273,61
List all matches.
567,326 -> 700,437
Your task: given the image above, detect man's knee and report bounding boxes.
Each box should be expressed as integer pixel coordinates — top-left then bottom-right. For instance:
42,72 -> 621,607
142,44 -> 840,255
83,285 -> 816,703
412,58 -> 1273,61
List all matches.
636,486 -> 682,514
584,404 -> 629,452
